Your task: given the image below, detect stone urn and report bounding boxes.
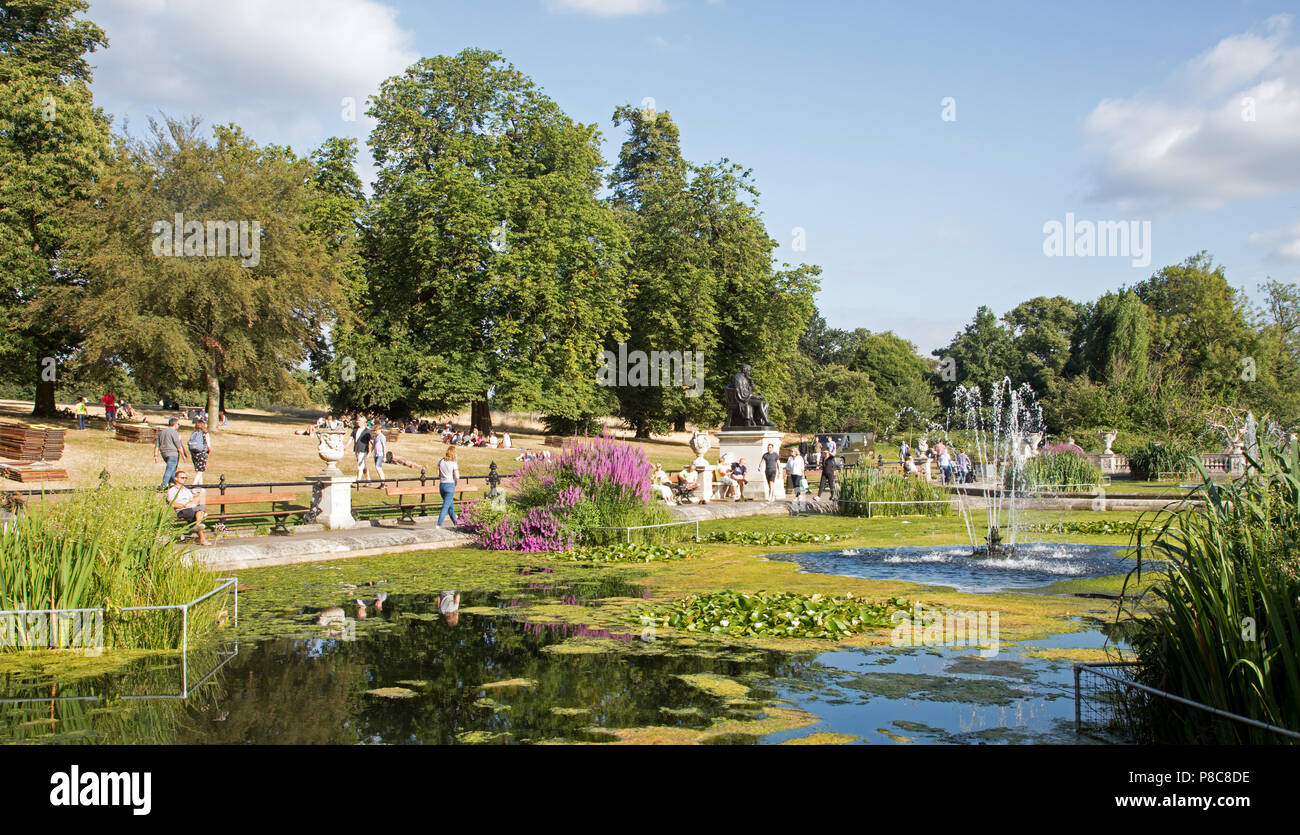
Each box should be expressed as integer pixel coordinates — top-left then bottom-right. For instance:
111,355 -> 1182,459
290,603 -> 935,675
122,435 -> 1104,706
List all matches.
1099,429 -> 1117,455
915,438 -> 929,458
316,430 -> 349,477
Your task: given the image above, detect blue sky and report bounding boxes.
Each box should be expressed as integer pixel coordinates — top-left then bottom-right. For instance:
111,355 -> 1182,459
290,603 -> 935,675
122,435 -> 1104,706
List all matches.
86,0 -> 1300,355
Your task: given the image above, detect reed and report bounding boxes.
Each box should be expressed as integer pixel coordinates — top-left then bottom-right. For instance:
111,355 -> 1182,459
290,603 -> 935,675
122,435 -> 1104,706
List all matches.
0,487 -> 219,651
1119,431 -> 1300,743
837,472 -> 950,517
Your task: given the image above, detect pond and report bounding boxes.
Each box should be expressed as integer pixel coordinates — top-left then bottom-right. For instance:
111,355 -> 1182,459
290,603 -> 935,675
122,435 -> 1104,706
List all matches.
0,574 -> 1115,745
774,543 -> 1154,593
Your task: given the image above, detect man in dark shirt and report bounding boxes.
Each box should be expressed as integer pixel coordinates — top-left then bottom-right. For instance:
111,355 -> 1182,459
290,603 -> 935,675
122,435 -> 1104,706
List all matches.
761,444 -> 782,502
153,416 -> 187,489
352,415 -> 373,482
819,450 -> 840,500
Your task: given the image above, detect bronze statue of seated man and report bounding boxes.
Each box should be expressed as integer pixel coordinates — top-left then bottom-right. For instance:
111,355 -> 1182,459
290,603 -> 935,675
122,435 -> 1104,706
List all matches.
724,364 -> 774,428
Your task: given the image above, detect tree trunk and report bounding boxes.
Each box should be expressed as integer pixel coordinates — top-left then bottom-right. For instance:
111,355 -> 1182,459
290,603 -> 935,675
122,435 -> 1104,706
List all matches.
206,373 -> 220,431
218,384 -> 227,419
634,418 -> 650,439
471,395 -> 492,435
33,378 -> 57,417
672,414 -> 687,433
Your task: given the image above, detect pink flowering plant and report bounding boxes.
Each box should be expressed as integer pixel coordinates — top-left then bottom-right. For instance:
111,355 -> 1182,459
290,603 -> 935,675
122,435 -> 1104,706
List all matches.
465,434 -> 669,551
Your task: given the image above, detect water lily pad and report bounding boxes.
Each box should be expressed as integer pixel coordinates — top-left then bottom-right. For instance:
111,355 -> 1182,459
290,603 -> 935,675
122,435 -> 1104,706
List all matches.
480,678 -> 537,690
550,707 -> 592,717
779,732 -> 860,745
676,673 -> 749,699
474,697 -> 511,712
364,687 -> 418,699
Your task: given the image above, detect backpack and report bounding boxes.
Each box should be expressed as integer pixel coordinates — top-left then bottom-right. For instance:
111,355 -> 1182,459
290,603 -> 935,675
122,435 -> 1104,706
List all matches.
187,430 -> 206,452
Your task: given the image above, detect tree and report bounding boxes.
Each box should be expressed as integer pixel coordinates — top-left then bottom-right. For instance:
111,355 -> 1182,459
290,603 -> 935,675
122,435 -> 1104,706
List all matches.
350,49 -> 629,431
64,117 -> 342,425
1135,252 -> 1252,395
933,305 -> 1018,405
846,330 -> 935,423
607,106 -> 818,435
0,0 -> 111,414
1004,296 -> 1087,398
1080,289 -> 1150,384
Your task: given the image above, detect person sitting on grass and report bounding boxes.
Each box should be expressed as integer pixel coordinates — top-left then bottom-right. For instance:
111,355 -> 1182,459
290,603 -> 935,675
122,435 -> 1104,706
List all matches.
166,471 -> 208,545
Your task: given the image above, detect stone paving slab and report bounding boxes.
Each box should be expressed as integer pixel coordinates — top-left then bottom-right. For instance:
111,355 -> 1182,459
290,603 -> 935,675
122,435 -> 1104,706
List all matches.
192,520 -> 474,571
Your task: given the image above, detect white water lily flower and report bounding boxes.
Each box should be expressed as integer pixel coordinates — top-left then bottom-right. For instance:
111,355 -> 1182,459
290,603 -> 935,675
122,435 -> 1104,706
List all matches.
719,619 -> 730,627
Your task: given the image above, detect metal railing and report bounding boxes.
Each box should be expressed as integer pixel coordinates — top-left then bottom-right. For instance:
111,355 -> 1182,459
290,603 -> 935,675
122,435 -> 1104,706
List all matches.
0,577 -> 237,658
1074,661 -> 1300,744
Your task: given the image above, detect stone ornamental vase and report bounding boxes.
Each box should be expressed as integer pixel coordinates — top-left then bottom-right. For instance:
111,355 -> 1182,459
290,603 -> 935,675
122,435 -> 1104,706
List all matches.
317,430 -> 348,477
1099,430 -> 1117,455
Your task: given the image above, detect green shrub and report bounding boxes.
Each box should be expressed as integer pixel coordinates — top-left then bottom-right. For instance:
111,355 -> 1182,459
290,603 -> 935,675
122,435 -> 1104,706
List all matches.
838,472 -> 950,517
1127,440 -> 1199,481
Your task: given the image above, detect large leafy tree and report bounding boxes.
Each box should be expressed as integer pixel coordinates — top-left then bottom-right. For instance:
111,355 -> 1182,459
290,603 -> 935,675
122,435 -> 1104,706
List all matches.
0,0 -> 111,414
933,305 -> 1018,405
347,49 -> 628,430
63,117 -> 343,424
1134,252 -> 1253,395
1005,295 -> 1087,399
607,106 -> 818,435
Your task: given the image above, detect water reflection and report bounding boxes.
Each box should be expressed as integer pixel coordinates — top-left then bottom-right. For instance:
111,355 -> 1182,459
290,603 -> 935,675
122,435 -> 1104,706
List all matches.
0,586 -> 1106,745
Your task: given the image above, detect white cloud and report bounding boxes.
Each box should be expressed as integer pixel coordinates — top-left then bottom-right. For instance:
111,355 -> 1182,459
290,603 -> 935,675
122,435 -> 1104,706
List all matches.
87,0 -> 417,167
1082,14 -> 1300,210
1248,219 -> 1300,261
544,0 -> 667,17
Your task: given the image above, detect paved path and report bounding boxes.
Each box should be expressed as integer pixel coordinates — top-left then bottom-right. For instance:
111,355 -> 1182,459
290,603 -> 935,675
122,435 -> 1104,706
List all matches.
192,519 -> 474,571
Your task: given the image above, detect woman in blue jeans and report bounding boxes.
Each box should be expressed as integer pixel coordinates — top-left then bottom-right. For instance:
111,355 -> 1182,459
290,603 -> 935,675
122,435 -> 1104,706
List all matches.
437,446 -> 460,527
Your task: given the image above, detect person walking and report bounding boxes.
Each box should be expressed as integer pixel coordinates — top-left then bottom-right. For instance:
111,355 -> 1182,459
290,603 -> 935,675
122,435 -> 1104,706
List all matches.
437,446 -> 460,528
371,426 -> 388,489
956,448 -> 973,484
188,418 -> 212,485
153,417 -> 187,489
786,447 -> 806,497
761,443 -> 782,502
74,397 -> 88,430
352,415 -> 372,484
938,445 -> 953,484
819,448 -> 840,500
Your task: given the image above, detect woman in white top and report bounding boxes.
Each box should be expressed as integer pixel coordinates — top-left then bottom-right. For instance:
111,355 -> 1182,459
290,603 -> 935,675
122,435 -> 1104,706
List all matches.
437,446 -> 460,527
786,450 -> 806,497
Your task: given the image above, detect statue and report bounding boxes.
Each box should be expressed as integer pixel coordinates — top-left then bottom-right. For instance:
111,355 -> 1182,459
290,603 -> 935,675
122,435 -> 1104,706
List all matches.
724,365 -> 775,428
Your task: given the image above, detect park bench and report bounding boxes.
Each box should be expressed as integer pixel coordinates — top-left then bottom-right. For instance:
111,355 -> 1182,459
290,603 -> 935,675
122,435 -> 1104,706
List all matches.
205,489 -> 299,534
384,482 -> 479,524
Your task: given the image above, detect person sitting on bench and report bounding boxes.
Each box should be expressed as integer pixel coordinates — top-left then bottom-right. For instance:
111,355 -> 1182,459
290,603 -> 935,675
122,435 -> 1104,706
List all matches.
166,471 -> 208,545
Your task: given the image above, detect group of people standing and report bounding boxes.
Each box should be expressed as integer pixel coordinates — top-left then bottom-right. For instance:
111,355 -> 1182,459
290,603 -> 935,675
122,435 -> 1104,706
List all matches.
652,439 -> 843,504
898,439 -> 974,484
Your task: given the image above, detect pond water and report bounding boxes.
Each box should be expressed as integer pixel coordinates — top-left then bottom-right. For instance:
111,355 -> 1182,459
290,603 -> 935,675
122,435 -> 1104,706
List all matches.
0,572 -> 1116,745
776,542 -> 1153,593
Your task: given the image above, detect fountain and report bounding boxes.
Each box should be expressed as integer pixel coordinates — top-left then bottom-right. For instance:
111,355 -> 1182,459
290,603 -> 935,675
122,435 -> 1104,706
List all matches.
950,379 -> 1044,557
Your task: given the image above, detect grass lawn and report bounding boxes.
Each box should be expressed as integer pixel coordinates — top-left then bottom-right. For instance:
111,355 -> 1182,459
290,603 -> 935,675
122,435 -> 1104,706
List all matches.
0,398 -> 711,490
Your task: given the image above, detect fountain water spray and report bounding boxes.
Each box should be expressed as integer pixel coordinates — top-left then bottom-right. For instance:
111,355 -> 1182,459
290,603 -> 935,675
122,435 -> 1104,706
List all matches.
950,379 -> 1043,556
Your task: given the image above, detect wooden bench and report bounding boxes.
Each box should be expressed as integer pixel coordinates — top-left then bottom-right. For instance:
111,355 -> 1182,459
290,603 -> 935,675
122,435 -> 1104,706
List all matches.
383,483 -> 479,524
204,490 -> 299,534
